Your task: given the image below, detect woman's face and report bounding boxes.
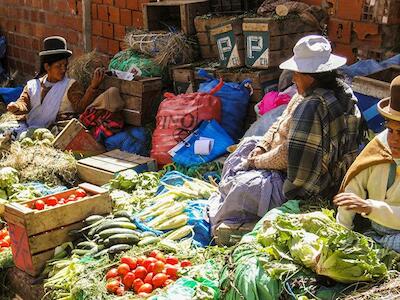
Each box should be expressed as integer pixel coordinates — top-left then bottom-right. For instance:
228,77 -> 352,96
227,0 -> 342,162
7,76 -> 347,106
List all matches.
293,72 -> 315,95
45,59 -> 68,82
387,120 -> 400,158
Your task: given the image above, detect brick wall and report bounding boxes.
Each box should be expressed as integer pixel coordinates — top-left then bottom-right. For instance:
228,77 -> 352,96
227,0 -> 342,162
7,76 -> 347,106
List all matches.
0,0 -> 147,77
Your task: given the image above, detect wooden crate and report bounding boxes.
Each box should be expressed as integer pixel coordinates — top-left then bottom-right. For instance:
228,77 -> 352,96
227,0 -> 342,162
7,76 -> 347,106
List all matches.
195,15 -> 234,59
52,118 -> 105,157
242,17 -> 318,69
210,0 -> 263,13
143,0 -> 209,35
210,18 -> 245,68
99,75 -> 162,126
4,183 -> 111,276
77,150 -> 157,186
215,222 -> 257,246
170,62 -> 218,94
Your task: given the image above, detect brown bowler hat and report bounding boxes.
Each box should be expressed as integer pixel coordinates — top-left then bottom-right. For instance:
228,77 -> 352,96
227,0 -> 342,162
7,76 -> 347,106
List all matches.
378,75 -> 400,122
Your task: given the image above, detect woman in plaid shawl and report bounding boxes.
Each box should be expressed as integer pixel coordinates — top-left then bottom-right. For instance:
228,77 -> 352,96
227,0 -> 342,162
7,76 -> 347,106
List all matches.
209,35 -> 363,234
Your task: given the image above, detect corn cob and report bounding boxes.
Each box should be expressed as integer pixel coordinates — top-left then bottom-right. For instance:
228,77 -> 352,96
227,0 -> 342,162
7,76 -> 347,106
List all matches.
147,202 -> 187,228
164,225 -> 193,241
154,214 -> 189,230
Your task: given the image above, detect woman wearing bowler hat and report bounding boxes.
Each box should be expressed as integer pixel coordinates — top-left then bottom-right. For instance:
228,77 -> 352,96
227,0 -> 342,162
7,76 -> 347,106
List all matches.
7,36 -> 124,138
336,75 -> 400,252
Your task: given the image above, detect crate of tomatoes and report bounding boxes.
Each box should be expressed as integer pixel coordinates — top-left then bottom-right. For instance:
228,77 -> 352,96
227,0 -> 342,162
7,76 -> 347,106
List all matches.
105,250 -> 191,297
3,183 -> 111,276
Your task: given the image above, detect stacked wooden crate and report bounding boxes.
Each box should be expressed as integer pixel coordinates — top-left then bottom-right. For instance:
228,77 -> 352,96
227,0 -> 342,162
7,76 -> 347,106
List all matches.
194,15 -> 233,59
328,0 -> 400,63
209,0 -> 264,13
99,75 -> 162,127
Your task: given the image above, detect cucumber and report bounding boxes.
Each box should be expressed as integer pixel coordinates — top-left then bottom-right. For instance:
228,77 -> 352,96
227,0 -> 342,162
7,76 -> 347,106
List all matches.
93,249 -> 110,258
76,241 -> 97,250
84,215 -> 104,225
98,228 -> 140,240
114,211 -> 132,220
72,249 -> 91,256
140,231 -> 157,238
138,236 -> 160,247
111,217 -> 131,223
107,244 -> 132,254
104,233 -> 140,246
94,221 -> 137,234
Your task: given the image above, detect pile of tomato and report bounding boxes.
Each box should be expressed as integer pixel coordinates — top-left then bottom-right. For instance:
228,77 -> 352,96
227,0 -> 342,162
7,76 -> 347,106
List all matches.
105,250 -> 191,297
32,188 -> 87,210
0,227 -> 10,251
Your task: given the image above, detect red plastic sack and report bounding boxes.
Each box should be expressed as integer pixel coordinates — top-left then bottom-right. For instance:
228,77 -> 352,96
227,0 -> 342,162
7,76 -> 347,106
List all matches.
151,80 -> 223,165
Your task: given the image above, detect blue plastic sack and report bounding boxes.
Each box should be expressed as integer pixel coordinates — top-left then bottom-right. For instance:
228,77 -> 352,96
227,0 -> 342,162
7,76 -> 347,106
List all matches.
198,69 -> 251,141
104,127 -> 148,156
0,36 -> 5,59
340,59 -> 383,79
172,120 -> 234,167
354,92 -> 385,133
380,54 -> 400,68
0,87 -> 23,104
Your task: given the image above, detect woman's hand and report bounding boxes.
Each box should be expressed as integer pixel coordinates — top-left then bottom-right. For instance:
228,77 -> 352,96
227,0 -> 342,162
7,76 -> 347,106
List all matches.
7,102 -> 20,114
90,67 -> 105,89
248,146 -> 265,159
333,193 -> 372,215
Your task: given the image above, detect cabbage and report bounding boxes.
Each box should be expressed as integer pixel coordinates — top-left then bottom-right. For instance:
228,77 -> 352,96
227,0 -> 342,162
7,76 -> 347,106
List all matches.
7,184 -> 42,203
0,167 -> 19,189
0,189 -> 7,200
257,211 -> 392,283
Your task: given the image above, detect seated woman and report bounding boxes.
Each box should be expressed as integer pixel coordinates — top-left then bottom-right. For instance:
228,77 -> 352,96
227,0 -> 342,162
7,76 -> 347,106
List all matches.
208,35 -> 363,234
7,36 -> 124,138
335,75 -> 400,252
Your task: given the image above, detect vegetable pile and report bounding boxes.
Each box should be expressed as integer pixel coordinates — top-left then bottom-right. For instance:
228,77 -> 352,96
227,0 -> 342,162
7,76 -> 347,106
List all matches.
0,227 -> 10,251
257,210 -> 393,283
105,251 -> 190,297
19,128 -> 55,147
27,188 -> 88,211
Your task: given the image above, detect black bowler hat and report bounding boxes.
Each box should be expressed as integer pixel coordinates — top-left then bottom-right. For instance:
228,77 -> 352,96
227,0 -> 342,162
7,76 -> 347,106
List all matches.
39,36 -> 72,57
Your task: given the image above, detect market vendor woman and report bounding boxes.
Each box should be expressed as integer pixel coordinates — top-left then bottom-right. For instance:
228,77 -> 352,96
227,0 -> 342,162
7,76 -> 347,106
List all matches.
209,35 -> 363,233
336,75 -> 400,252
7,36 -> 124,134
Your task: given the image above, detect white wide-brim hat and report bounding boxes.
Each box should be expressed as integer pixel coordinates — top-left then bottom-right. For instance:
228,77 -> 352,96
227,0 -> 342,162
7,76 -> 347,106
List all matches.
279,35 -> 347,73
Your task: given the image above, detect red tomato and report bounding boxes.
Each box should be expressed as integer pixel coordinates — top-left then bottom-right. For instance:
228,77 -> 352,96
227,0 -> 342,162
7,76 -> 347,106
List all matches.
0,240 -> 9,247
116,286 -> 125,296
0,229 -> 8,239
133,278 -> 144,293
147,263 -> 155,273
122,272 -> 135,288
34,200 -> 45,210
134,266 -> 147,280
75,188 -> 87,198
152,273 -> 168,288
137,255 -> 147,266
45,196 -> 58,206
163,279 -> 175,287
2,235 -> 9,244
166,256 -> 179,265
58,198 -> 65,204
144,272 -> 154,284
138,283 -> 153,294
106,268 -> 119,280
165,265 -> 178,278
180,260 -> 191,268
153,261 -> 165,274
117,264 -> 130,276
68,194 -> 77,201
106,279 -> 120,293
149,250 -> 160,258
143,257 -> 157,270
155,252 -> 166,263
121,256 -> 137,270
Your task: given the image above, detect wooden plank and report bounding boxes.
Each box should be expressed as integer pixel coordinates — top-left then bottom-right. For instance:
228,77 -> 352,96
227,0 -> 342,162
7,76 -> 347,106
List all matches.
210,23 -> 233,36
269,32 -> 318,50
123,94 -> 142,111
200,45 -> 218,59
243,17 -> 317,36
105,150 -> 154,165
123,109 -> 142,126
53,119 -> 84,150
79,183 -> 108,195
101,76 -> 162,96
242,22 -> 269,32
194,15 -> 234,32
29,248 -> 56,276
89,154 -> 140,169
24,193 -> 111,236
77,157 -> 130,173
29,222 -> 83,254
77,163 -> 114,186
197,32 -> 212,45
172,67 -> 195,83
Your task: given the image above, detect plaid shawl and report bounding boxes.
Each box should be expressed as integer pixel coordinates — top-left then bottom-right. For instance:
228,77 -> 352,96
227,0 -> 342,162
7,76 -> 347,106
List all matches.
284,81 -> 363,201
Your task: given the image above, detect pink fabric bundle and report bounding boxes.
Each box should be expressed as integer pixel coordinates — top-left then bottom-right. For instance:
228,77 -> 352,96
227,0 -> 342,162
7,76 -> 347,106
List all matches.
257,91 -> 291,116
